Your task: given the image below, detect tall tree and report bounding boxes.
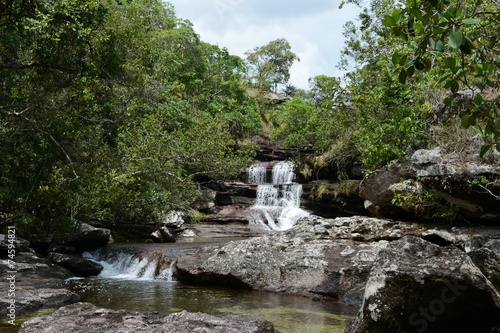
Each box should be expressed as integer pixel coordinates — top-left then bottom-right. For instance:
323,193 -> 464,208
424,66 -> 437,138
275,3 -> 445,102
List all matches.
245,38 -> 299,93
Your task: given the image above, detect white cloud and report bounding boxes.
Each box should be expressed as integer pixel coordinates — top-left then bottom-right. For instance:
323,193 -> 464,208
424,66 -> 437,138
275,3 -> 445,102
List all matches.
168,0 -> 361,89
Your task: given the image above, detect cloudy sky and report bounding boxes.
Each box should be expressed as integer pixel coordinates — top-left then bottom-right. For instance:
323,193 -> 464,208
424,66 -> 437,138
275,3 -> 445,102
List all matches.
167,0 -> 361,89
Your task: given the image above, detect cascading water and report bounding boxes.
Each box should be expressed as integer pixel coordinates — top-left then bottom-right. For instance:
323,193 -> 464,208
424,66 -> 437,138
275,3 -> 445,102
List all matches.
83,250 -> 174,281
248,161 -> 309,231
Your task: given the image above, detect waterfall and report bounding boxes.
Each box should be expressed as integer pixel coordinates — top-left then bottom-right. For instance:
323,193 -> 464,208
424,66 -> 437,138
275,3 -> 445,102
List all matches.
83,250 -> 174,281
248,161 -> 309,231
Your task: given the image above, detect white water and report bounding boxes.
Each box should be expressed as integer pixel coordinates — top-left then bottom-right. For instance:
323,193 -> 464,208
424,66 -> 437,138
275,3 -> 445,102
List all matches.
248,161 -> 309,231
83,250 -> 174,281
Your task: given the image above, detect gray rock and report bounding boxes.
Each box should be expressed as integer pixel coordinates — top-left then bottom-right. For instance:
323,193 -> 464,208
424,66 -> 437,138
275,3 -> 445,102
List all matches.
18,303 -> 275,333
467,239 -> 500,290
345,236 -> 500,333
359,146 -> 500,222
0,233 -> 30,255
156,310 -> 275,333
47,252 -> 103,277
151,226 -> 176,243
174,216 -> 427,306
0,252 -> 78,316
159,210 -> 185,228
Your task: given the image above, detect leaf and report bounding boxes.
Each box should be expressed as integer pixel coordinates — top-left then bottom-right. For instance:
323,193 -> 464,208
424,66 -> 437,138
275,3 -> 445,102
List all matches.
392,52 -> 401,66
444,57 -> 457,71
430,38 -> 445,52
461,115 -> 474,129
449,28 -> 463,49
383,15 -> 397,27
407,65 -> 415,77
399,54 -> 408,66
461,18 -> 481,25
398,69 -> 407,84
480,144 -> 492,158
414,61 -> 425,70
460,39 -> 473,54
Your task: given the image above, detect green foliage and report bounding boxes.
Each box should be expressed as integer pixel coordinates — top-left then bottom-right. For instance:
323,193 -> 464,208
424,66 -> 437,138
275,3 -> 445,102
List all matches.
0,0 -> 256,234
271,97 -> 319,149
391,187 -> 459,223
382,0 -> 500,156
245,38 -> 300,93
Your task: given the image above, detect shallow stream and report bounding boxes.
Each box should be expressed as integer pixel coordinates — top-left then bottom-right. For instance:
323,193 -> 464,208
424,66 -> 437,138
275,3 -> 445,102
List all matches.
64,242 -> 356,333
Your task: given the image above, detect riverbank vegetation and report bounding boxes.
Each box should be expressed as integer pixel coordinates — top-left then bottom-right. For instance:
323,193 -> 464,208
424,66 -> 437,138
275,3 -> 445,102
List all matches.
1,0 -> 498,234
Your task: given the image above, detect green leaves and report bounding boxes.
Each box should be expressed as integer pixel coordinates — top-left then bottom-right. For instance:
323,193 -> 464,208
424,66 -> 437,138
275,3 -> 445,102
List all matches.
448,27 -> 463,49
430,38 -> 445,52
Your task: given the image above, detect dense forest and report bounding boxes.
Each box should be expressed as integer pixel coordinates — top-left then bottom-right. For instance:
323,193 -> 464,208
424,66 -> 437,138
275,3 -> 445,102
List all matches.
1,0 -> 499,234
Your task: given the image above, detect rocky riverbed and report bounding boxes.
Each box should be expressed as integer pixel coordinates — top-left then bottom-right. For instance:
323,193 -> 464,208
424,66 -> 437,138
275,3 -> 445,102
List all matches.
3,214 -> 499,332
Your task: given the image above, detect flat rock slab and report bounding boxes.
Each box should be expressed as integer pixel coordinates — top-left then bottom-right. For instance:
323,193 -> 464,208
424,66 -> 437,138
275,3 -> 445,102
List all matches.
18,302 -> 275,333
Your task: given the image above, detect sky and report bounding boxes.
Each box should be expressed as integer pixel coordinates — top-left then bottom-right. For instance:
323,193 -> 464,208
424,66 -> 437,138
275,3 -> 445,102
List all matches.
166,0 -> 361,90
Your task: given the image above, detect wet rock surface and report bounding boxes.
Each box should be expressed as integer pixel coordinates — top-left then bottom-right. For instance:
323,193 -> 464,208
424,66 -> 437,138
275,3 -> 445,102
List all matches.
17,302 -> 275,333
47,252 -> 103,277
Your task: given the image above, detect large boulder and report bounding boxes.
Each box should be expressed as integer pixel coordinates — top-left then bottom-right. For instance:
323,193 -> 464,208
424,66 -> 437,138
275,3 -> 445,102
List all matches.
359,146 -> 500,222
345,236 -> 500,333
174,216 -> 427,306
0,252 -> 79,316
47,252 -> 103,277
18,302 -> 275,333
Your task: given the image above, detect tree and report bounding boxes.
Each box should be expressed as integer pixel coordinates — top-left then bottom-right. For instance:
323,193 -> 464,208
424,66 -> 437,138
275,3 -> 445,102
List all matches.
0,0 -> 257,233
382,0 -> 500,156
245,38 -> 300,93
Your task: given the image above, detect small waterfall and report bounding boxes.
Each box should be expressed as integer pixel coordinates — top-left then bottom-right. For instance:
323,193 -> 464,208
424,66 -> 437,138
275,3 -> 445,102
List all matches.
83,250 -> 174,281
248,161 -> 309,231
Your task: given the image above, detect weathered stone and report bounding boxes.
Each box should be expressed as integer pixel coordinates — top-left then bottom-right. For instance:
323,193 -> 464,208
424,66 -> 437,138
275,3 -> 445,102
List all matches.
0,252 -> 78,315
0,233 -> 30,255
151,226 -> 176,243
174,216 -> 428,306
47,252 -> 103,277
9,288 -> 80,316
158,210 -> 185,228
18,302 -> 275,333
359,146 -> 500,222
467,239 -> 500,290
345,236 -> 500,333
156,310 -> 275,333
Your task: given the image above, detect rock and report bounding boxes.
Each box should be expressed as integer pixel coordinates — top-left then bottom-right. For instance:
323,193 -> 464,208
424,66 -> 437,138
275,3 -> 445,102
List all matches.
467,239 -> 500,290
9,288 -> 80,316
156,310 -> 275,333
150,227 -> 176,243
195,188 -> 217,211
345,236 -> 500,333
359,161 -> 410,217
0,252 -> 79,316
0,233 -> 30,255
174,216 -> 428,306
18,302 -> 275,333
28,224 -> 111,254
47,252 -> 103,277
159,210 -> 185,228
359,147 -> 500,222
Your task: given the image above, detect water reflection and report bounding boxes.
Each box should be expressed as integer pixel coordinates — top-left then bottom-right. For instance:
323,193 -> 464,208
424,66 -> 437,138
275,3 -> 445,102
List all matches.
66,278 -> 354,333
